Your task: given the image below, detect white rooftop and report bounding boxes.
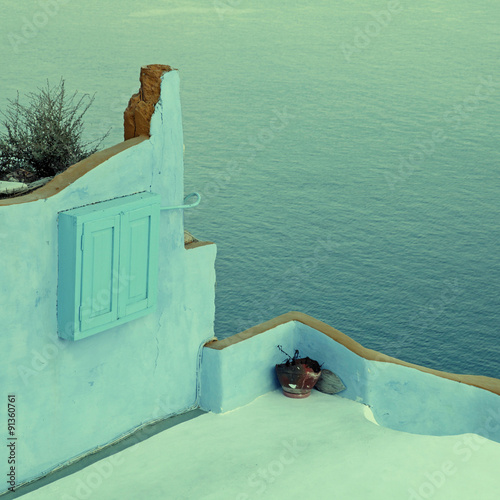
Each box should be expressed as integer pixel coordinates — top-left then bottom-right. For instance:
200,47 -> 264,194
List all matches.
22,390 -> 500,500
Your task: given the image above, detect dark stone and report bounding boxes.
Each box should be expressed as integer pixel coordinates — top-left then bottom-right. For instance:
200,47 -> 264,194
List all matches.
315,369 -> 346,395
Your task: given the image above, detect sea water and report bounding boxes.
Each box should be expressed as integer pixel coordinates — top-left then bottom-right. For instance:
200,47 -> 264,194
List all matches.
1,0 -> 498,377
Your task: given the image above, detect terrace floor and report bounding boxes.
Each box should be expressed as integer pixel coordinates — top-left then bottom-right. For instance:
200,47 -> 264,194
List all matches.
19,390 -> 500,499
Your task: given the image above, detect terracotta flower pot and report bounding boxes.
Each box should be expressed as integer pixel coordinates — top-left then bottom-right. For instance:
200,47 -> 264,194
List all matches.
275,358 -> 322,398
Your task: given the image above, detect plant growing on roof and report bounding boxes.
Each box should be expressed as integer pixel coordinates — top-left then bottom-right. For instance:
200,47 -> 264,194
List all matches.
0,79 -> 110,183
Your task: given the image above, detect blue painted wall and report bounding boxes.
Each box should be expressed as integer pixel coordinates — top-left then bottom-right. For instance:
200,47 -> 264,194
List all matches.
0,71 -> 216,490
201,321 -> 500,445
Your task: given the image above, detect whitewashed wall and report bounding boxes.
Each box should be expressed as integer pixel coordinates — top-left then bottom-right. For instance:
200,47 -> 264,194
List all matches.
0,71 -> 216,490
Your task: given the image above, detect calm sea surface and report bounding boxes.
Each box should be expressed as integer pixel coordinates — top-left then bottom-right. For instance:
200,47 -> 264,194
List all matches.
1,0 -> 498,377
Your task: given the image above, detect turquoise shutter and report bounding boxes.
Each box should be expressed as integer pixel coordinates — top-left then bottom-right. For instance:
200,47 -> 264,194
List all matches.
80,215 -> 121,332
118,203 -> 159,318
58,192 -> 160,340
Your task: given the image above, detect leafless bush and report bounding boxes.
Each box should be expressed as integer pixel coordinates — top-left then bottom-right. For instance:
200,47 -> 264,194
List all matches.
0,79 -> 109,182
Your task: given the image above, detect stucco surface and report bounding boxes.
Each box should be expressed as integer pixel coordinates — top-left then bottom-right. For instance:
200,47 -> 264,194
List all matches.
0,70 -> 216,490
20,390 -> 500,500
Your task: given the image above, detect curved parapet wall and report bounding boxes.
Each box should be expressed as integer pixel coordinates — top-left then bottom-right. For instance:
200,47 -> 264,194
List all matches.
206,311 -> 500,396
202,312 -> 500,443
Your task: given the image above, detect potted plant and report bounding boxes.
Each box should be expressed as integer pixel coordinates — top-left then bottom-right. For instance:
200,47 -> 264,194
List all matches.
275,346 -> 322,398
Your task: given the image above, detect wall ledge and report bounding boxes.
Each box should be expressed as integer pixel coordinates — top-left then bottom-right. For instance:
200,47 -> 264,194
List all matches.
185,241 -> 215,250
206,311 -> 500,396
0,136 -> 149,207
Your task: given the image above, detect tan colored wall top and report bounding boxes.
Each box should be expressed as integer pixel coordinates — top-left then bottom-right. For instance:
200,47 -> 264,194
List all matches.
185,241 -> 215,250
206,311 -> 500,397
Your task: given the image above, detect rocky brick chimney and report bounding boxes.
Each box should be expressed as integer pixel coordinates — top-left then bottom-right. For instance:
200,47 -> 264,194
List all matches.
123,64 -> 175,140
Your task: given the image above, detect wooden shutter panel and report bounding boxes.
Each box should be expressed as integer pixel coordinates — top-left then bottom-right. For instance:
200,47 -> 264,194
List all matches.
118,204 -> 159,318
80,215 -> 121,332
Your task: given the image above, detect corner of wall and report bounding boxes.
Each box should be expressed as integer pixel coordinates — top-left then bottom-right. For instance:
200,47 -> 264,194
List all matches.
294,322 -> 369,403
199,348 -> 223,412
200,322 -> 297,413
150,70 -> 185,252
